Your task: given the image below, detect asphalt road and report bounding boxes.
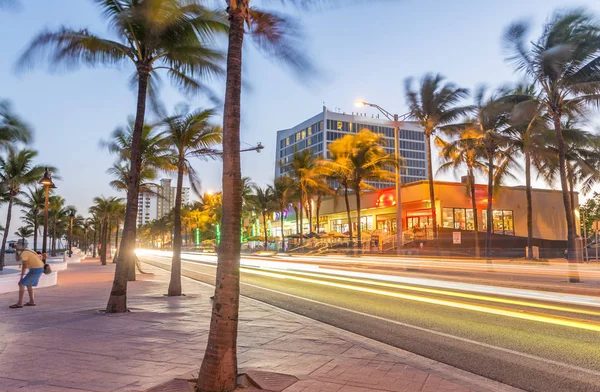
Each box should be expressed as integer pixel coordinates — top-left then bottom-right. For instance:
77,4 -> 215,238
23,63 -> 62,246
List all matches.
139,251 -> 600,392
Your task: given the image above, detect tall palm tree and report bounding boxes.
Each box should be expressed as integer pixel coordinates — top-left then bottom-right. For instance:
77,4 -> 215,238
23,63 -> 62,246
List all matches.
288,150 -> 321,243
404,74 -> 471,248
0,149 -> 46,270
270,176 -> 294,251
14,226 -> 33,244
20,186 -> 45,251
248,185 -> 275,250
90,196 -> 124,266
160,107 -> 222,296
322,138 -> 354,244
107,162 -> 158,194
503,9 -> 600,277
504,84 -> 554,259
0,99 -> 32,151
345,131 -> 397,249
197,1 -> 316,388
465,87 -> 519,258
19,0 -> 227,313
437,130 -> 488,258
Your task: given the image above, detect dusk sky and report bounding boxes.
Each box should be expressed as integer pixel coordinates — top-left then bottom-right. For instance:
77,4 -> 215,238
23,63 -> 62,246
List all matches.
2,0 -> 600,238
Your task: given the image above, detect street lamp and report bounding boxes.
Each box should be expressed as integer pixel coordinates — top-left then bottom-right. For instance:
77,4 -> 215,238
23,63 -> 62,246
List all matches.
68,211 -> 75,257
356,101 -> 410,255
38,168 -> 55,257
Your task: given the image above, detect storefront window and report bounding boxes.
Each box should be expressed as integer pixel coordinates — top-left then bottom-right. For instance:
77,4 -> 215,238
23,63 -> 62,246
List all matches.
444,208 -> 474,230
454,209 -> 466,230
482,209 -> 514,235
466,209 -> 475,230
442,208 -> 454,228
360,216 -> 373,231
330,219 -> 348,234
503,210 -> 514,235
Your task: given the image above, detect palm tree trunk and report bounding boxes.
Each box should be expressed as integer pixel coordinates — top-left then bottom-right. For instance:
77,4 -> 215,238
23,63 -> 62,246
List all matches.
0,195 -> 15,271
308,198 -> 313,233
168,156 -> 185,296
486,151 -> 494,259
52,219 -> 57,257
100,221 -> 107,266
469,168 -> 480,258
280,207 -> 285,251
355,188 -> 362,252
344,185 -> 353,247
106,68 -> 150,312
33,215 -> 38,252
294,206 -> 299,235
425,132 -> 438,249
554,115 -> 580,282
113,224 -> 119,264
525,149 -> 534,259
299,198 -> 304,245
197,9 -> 244,391
263,213 -> 268,250
92,228 -> 97,258
316,197 -> 321,233
106,222 -> 112,260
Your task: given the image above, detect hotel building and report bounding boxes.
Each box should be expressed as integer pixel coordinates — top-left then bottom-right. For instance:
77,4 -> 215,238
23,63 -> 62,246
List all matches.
274,106 -> 428,188
137,178 -> 190,226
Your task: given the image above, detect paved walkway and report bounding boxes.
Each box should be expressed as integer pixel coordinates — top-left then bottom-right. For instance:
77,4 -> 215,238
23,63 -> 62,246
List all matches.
0,260 -> 521,392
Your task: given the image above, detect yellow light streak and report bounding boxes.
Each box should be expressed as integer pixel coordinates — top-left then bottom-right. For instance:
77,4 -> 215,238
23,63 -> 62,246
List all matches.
246,268 -> 600,317
242,268 -> 600,333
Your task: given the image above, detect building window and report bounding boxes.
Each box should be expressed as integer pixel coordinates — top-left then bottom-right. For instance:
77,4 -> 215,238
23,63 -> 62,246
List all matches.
443,208 -> 475,230
482,210 -> 514,235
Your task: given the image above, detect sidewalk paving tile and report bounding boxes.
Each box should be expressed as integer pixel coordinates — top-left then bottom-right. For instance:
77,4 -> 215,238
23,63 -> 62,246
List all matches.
0,260 -> 521,392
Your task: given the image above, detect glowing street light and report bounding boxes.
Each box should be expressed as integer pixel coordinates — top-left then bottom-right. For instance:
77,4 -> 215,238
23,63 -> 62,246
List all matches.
38,168 -> 55,256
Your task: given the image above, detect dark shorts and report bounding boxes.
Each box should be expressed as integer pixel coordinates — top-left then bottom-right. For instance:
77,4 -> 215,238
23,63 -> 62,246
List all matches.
20,267 -> 44,287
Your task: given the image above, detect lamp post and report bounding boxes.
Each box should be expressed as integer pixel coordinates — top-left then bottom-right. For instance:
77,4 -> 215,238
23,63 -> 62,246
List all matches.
38,168 -> 54,257
356,101 -> 410,255
68,211 -> 75,257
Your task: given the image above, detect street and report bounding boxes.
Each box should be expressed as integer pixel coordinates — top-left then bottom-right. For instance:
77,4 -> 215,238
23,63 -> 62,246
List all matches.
139,250 -> 600,392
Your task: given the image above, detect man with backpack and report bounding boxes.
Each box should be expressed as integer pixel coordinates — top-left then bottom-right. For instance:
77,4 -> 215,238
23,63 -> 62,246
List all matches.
9,241 -> 46,309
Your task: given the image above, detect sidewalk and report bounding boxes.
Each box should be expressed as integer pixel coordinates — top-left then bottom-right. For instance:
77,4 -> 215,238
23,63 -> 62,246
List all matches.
0,259 -> 521,392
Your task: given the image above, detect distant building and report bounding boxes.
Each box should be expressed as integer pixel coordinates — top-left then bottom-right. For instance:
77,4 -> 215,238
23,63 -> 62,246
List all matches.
274,106 -> 428,189
137,178 -> 190,226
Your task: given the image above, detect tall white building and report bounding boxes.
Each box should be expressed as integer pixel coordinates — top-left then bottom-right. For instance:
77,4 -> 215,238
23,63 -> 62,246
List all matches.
136,178 -> 190,226
275,106 -> 427,188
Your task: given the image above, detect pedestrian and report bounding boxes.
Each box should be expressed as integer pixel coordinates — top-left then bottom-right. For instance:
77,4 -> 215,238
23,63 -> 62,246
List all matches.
9,241 -> 45,309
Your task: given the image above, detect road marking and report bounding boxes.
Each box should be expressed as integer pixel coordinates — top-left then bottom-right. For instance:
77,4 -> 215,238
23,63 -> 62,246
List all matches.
143,258 -> 600,378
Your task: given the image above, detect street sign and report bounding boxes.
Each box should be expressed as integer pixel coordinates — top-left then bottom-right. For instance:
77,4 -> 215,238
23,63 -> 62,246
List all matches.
453,232 -> 461,244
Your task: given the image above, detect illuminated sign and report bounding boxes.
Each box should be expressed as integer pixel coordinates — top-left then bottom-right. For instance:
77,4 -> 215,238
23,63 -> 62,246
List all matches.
274,210 -> 288,221
376,191 -> 396,208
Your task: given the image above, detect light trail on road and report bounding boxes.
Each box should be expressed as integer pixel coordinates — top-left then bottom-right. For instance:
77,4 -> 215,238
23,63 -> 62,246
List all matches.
138,250 -> 600,392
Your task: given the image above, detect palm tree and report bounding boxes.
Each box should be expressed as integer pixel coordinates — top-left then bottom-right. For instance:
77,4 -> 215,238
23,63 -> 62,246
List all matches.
20,186 -> 45,251
346,131 -> 397,249
0,99 -> 32,151
107,162 -> 158,194
90,196 -> 124,266
288,150 -> 321,243
14,226 -> 33,244
322,138 -> 354,244
504,84 -> 554,259
464,87 -> 519,258
19,0 -> 227,313
270,177 -> 294,251
248,185 -> 275,250
437,130 -> 488,258
503,9 -> 600,276
160,107 -> 222,296
197,1 -> 316,388
0,149 -> 47,271
405,74 -> 472,248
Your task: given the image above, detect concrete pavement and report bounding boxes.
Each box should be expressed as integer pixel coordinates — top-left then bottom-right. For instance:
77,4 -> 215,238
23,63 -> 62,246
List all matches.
0,259 -> 520,392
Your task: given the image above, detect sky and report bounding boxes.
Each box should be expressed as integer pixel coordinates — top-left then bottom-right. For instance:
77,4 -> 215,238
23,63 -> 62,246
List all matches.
2,0 -> 600,240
